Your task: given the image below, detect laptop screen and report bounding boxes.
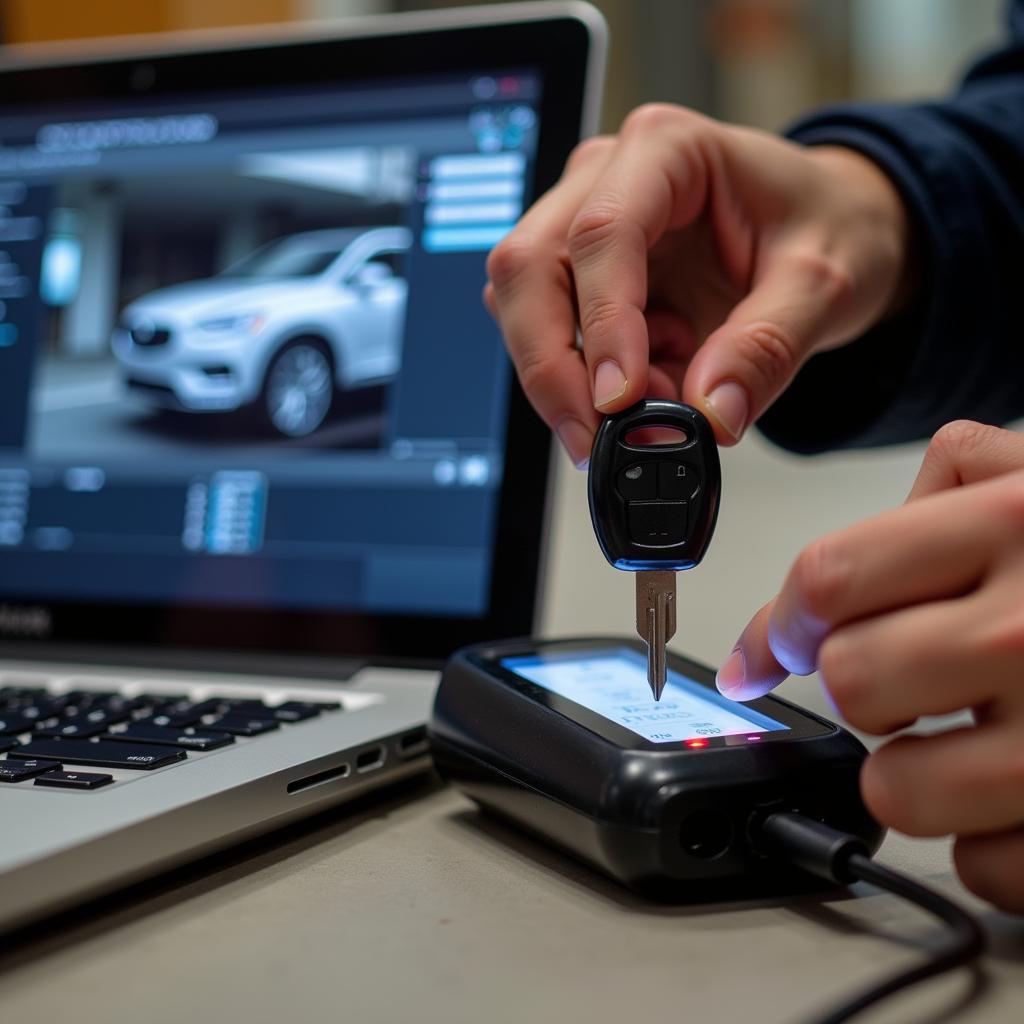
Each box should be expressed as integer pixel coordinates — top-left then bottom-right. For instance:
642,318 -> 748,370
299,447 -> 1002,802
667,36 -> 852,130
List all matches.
0,16 -> 600,659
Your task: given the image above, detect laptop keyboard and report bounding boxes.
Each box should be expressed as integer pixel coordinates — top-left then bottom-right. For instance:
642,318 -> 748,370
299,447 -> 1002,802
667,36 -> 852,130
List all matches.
0,677 -> 346,792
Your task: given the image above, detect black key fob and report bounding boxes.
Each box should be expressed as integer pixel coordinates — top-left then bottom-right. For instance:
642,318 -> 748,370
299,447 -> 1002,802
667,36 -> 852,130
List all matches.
588,400 -> 721,570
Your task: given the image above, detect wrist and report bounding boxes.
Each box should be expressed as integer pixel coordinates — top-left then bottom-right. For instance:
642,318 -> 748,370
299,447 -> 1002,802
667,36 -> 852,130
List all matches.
807,144 -> 918,319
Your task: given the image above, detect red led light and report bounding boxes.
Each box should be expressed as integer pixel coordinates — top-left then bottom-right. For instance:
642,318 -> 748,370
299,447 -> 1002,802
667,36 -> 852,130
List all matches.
685,739 -> 709,749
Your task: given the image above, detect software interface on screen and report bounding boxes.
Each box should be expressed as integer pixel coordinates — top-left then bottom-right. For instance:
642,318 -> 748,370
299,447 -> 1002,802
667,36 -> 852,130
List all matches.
0,68 -> 541,617
503,649 -> 788,743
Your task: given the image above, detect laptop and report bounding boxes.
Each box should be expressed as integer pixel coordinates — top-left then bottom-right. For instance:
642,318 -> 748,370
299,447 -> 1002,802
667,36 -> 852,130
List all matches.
0,2 -> 606,932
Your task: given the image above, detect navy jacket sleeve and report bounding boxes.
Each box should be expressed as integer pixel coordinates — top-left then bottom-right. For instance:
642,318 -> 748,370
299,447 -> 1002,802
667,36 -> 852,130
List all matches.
757,0 -> 1024,454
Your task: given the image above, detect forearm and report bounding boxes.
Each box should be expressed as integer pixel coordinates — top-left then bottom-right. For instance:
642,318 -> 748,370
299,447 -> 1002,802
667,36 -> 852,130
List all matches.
760,67 -> 1024,452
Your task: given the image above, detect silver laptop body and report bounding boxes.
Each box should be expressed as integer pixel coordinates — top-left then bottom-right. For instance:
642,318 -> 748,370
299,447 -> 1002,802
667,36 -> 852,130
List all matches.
0,2 -> 605,932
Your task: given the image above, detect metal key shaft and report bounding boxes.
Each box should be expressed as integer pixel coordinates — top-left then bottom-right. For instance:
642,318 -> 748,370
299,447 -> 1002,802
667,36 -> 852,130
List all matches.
636,570 -> 676,700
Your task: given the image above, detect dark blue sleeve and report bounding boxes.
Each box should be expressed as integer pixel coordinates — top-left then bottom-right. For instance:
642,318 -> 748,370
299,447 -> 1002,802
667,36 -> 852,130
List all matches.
757,0 -> 1024,454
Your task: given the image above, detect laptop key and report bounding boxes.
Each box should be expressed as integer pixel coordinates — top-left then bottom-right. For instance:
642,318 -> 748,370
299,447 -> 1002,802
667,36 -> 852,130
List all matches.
104,723 -> 235,751
149,710 -> 204,728
9,739 -> 187,770
184,698 -> 232,717
65,707 -> 131,728
35,720 -> 109,739
105,695 -> 159,714
230,700 -> 320,723
222,699 -> 272,713
137,693 -> 189,706
270,702 -> 321,722
14,699 -> 65,720
0,714 -> 36,736
276,704 -> 323,720
0,737 -> 18,753
74,695 -> 147,717
0,686 -> 49,702
34,770 -> 114,790
59,690 -> 119,710
0,758 -> 61,782
204,715 -> 280,737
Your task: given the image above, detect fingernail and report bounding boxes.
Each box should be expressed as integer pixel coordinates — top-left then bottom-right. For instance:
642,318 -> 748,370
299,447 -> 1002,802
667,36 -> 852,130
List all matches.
555,416 -> 594,469
704,381 -> 749,441
593,360 -> 627,408
716,646 -> 746,698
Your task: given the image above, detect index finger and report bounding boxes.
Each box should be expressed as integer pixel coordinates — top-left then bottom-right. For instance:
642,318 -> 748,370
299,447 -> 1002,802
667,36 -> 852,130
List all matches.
486,137 -> 614,464
567,107 -> 712,412
907,420 -> 1024,501
768,481 -> 1006,676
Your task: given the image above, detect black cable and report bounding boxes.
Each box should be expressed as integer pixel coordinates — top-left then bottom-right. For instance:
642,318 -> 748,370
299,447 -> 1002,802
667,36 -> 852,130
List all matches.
757,812 -> 986,1024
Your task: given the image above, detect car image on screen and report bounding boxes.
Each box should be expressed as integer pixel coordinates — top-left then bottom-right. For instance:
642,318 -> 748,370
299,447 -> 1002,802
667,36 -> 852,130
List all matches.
112,226 -> 412,438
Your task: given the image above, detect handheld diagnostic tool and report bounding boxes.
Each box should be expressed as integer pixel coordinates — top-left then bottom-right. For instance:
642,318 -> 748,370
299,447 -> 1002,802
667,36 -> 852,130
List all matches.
430,638 -> 884,898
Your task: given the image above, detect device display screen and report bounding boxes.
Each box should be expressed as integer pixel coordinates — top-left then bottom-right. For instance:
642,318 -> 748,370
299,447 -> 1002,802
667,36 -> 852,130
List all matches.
502,647 -> 787,744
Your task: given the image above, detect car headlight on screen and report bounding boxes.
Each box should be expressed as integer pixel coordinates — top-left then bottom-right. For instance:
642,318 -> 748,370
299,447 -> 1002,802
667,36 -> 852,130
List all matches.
197,313 -> 265,335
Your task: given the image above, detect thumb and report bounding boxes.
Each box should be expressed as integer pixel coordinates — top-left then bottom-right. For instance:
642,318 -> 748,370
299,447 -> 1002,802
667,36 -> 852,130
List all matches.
683,251 -> 851,444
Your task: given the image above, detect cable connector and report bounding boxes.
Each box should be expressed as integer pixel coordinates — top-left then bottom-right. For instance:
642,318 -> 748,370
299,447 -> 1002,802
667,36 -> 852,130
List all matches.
758,811 -> 870,884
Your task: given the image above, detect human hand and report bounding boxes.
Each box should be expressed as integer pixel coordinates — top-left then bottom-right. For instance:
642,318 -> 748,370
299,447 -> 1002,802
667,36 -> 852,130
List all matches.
719,421 -> 1024,912
484,104 -> 911,464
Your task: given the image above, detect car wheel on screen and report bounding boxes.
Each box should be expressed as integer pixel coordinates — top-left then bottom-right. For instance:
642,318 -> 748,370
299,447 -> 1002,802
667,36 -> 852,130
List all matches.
262,339 -> 334,438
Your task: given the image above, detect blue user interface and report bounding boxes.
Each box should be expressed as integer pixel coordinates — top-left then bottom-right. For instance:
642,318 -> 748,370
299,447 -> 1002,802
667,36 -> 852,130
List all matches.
503,648 -> 788,743
0,68 -> 541,618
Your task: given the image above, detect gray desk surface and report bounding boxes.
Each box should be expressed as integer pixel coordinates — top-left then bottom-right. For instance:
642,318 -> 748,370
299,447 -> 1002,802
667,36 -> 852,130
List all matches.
1,776 -> 1021,1024
3,439 -> 1024,1022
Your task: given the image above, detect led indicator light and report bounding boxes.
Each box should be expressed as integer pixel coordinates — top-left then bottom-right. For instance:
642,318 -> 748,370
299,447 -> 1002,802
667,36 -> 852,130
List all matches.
746,735 -> 761,742
686,739 -> 709,749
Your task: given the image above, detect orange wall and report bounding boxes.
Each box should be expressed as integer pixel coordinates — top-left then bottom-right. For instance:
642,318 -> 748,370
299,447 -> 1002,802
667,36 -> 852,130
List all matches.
3,0 -> 296,43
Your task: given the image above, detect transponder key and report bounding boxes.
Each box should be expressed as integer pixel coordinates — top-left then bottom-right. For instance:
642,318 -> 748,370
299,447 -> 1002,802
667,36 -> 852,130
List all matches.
589,400 -> 721,700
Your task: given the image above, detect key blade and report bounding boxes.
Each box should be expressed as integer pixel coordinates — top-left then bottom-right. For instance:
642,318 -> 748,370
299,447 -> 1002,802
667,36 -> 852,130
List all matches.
645,604 -> 668,700
636,571 -> 677,701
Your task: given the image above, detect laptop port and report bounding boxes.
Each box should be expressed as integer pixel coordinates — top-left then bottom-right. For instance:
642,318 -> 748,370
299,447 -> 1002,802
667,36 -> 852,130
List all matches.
356,746 -> 385,772
397,727 -> 429,759
286,762 -> 350,794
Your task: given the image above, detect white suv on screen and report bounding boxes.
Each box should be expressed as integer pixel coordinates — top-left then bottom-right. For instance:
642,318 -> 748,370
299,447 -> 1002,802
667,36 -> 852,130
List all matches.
112,226 -> 412,437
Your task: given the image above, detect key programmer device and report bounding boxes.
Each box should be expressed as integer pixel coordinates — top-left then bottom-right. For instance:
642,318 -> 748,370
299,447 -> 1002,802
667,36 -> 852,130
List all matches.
429,637 -> 883,898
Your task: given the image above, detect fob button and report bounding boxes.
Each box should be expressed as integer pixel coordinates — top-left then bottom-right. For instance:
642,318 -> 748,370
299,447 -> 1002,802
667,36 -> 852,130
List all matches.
628,501 -> 688,547
658,461 -> 700,500
617,462 -> 658,500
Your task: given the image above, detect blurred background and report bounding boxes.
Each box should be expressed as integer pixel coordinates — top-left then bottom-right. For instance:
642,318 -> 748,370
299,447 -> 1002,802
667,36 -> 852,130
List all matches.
0,0 -> 1011,709
1,0 -> 1005,131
